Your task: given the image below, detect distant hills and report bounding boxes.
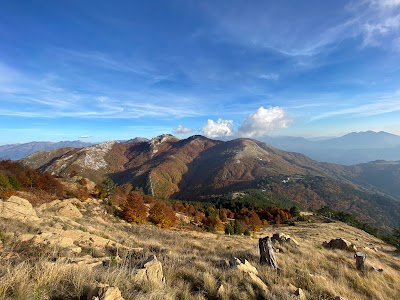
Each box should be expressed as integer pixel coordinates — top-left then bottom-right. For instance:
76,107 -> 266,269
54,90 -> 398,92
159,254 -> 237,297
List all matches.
0,141 -> 93,160
22,134 -> 400,230
263,131 -> 400,165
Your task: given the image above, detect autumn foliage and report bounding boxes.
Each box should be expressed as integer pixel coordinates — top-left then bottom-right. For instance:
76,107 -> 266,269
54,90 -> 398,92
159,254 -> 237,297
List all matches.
0,160 -> 64,199
149,202 -> 177,228
121,192 -> 147,224
204,215 -> 225,231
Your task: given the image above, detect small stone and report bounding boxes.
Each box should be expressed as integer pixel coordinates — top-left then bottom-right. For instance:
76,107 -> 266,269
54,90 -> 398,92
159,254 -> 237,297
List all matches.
371,266 -> 384,272
288,283 -> 297,292
217,284 -> 226,296
294,287 -> 306,300
87,284 -> 124,300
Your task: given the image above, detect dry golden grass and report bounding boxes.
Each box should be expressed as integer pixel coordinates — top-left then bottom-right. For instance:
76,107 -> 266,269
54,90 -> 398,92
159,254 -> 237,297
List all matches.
0,212 -> 399,300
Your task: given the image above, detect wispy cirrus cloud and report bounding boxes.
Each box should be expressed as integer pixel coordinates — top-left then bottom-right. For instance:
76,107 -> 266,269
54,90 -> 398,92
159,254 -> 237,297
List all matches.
311,97 -> 400,121
0,61 -> 206,119
201,0 -> 400,57
52,48 -> 157,78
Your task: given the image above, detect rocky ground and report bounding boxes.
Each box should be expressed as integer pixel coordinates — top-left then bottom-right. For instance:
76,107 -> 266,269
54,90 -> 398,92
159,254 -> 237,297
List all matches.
0,195 -> 399,300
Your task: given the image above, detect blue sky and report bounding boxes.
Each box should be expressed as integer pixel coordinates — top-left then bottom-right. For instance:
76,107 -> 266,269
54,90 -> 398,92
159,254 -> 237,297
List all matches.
1,0 -> 400,144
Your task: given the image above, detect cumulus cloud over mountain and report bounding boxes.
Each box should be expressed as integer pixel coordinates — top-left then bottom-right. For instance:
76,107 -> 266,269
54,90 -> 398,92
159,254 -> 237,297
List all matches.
238,107 -> 289,137
202,118 -> 235,139
201,107 -> 289,139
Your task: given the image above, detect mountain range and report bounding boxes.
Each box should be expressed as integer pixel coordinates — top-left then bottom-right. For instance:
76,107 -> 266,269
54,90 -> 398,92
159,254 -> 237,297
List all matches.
2,131 -> 399,165
22,134 -> 400,231
0,141 -> 93,160
263,131 -> 400,165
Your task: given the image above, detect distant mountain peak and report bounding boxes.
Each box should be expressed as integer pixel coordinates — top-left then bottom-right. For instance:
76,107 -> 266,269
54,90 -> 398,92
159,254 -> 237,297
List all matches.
345,130 -> 398,137
0,140 -> 93,160
127,137 -> 149,143
149,134 -> 178,145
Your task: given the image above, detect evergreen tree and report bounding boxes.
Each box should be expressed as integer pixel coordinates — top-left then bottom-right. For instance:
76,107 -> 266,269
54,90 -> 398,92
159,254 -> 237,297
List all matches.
225,222 -> 234,235
234,220 -> 243,235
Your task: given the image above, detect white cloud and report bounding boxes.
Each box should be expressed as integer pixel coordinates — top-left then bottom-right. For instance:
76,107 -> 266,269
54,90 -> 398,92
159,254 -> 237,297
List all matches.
238,107 -> 289,137
201,107 -> 289,139
367,0 -> 400,9
79,135 -> 92,139
259,73 -> 279,81
202,118 -> 235,138
362,15 -> 400,47
173,125 -> 193,134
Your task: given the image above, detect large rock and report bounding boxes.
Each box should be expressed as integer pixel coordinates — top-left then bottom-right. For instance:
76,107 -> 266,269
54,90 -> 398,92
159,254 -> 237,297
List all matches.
322,238 -> 356,252
229,257 -> 268,295
229,257 -> 259,275
37,198 -> 83,219
56,202 -> 83,219
87,284 -> 124,300
133,255 -> 165,287
271,233 -> 299,246
0,196 -> 40,222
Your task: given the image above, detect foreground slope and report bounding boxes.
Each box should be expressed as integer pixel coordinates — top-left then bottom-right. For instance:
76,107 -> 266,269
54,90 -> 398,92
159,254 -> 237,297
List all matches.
0,195 -> 399,300
22,135 -> 400,229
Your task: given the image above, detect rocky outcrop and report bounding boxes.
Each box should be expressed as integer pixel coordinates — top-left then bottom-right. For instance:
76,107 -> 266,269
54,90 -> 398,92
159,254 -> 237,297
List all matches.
56,202 -> 83,219
133,255 -> 165,288
87,284 -> 124,300
322,238 -> 357,252
0,196 -> 40,222
37,198 -> 83,219
17,224 -> 129,256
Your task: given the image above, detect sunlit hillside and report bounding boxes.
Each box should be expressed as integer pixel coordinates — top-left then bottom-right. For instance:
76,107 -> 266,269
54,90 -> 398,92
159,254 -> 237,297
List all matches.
1,193 -> 399,300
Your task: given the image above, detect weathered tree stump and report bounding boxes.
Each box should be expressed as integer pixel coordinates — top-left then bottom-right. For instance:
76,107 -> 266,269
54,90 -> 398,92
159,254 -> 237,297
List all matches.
259,236 -> 279,269
354,252 -> 367,271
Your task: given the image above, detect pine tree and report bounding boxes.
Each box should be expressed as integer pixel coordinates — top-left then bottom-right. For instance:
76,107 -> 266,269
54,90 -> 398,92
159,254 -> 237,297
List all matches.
225,222 -> 234,235
234,220 -> 243,235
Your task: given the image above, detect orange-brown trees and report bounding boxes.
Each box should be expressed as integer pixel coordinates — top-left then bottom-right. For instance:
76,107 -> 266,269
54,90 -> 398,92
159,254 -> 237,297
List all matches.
121,192 -> 147,224
149,202 -> 177,228
248,211 -> 262,232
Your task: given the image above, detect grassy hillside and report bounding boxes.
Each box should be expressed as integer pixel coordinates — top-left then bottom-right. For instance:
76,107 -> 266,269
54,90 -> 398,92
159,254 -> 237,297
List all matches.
0,195 -> 399,300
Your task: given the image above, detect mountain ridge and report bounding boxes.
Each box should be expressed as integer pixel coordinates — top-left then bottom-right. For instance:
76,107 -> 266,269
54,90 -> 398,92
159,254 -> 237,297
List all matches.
263,131 -> 400,164
0,140 -> 93,160
21,134 -> 400,230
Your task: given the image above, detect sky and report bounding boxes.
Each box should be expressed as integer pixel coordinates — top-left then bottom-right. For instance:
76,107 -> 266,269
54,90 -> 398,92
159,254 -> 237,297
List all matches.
1,0 -> 400,144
